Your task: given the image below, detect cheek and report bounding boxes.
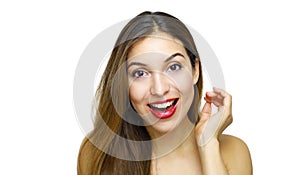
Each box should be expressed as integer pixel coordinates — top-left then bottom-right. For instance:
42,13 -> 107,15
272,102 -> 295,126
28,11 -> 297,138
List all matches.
168,70 -> 195,113
129,82 -> 149,110
169,69 -> 194,95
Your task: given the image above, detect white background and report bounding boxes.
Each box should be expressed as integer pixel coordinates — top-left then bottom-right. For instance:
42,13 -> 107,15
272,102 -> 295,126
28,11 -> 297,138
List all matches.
1,0 -> 299,174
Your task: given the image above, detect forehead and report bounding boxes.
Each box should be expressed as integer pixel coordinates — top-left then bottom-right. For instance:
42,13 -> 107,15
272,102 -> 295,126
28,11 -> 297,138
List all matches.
127,33 -> 186,59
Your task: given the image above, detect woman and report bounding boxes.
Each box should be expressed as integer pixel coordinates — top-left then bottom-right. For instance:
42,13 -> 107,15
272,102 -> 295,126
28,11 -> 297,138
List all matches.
78,11 -> 252,175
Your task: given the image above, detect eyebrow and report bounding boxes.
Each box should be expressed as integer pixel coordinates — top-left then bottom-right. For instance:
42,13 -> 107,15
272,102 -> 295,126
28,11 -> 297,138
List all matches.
127,52 -> 185,69
164,52 -> 185,62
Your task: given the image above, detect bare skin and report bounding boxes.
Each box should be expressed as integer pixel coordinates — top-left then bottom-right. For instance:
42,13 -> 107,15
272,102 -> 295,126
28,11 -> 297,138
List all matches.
127,33 -> 252,175
151,88 -> 252,175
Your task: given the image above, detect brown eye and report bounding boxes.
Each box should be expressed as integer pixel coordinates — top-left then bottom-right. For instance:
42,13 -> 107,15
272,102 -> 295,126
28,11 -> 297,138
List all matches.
167,64 -> 182,72
132,70 -> 149,78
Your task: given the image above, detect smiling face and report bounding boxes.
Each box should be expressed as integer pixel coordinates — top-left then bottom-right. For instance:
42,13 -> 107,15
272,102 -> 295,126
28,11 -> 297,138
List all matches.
127,33 -> 199,137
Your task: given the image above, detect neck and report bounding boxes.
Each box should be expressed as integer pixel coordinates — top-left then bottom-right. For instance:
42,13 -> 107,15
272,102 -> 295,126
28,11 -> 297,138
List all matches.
150,116 -> 196,159
150,128 -> 202,175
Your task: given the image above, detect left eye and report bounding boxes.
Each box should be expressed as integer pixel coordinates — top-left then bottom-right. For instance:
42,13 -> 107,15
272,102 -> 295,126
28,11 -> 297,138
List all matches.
167,64 -> 182,72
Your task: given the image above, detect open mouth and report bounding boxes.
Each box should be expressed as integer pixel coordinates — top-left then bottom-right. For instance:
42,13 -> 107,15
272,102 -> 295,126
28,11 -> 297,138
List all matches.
147,98 -> 179,119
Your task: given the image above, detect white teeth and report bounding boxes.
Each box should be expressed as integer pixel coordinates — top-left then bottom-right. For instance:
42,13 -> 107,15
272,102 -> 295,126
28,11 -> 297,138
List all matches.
150,101 -> 174,109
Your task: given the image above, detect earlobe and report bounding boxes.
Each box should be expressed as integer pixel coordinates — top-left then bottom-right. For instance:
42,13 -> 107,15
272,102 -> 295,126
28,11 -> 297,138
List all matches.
193,58 -> 200,84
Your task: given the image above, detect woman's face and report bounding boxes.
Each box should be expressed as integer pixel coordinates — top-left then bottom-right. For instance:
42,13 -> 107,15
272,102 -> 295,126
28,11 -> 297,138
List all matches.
127,33 -> 199,137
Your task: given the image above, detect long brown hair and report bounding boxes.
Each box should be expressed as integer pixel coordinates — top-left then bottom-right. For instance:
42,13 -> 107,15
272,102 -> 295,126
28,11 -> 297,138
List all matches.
77,11 -> 203,175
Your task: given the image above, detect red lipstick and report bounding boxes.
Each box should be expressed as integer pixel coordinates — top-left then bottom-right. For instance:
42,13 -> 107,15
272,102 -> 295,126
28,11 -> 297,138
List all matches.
148,98 -> 179,119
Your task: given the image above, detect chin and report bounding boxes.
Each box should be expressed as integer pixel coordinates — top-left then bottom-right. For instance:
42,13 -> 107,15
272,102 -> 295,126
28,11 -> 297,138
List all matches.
144,111 -> 186,138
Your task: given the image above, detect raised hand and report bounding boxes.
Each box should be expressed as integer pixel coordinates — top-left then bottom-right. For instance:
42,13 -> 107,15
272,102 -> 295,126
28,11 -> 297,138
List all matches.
195,87 -> 233,147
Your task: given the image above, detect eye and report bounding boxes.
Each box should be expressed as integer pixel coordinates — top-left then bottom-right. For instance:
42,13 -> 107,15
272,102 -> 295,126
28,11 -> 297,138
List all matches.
167,63 -> 182,72
132,70 -> 149,78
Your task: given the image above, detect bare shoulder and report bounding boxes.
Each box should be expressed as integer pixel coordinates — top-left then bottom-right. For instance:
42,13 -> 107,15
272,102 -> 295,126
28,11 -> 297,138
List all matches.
219,134 -> 250,152
219,134 -> 253,175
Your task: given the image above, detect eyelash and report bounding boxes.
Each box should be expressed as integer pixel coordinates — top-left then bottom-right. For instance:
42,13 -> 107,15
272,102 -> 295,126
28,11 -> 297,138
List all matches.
132,70 -> 149,78
167,63 -> 182,72
131,63 -> 183,78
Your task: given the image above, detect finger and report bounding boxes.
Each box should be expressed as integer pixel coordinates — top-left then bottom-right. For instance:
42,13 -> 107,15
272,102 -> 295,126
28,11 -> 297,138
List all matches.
201,102 -> 212,115
196,102 -> 212,135
204,96 -> 222,107
212,87 -> 233,129
206,91 -> 223,101
204,92 -> 223,107
213,87 -> 227,96
199,102 -> 211,122
213,87 -> 232,106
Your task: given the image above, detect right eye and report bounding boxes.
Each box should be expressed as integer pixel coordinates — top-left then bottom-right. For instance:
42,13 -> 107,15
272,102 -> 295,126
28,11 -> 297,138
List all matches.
132,70 -> 149,78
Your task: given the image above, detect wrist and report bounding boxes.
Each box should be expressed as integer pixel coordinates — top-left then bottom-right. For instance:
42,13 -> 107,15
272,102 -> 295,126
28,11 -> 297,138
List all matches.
198,137 -> 219,152
197,135 -> 219,147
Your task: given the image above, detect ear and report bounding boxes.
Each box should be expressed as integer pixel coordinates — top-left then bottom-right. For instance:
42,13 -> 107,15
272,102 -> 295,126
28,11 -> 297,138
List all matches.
193,58 -> 200,84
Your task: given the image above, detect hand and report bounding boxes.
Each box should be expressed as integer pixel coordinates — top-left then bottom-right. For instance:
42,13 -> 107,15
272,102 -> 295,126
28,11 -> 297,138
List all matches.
195,87 -> 233,147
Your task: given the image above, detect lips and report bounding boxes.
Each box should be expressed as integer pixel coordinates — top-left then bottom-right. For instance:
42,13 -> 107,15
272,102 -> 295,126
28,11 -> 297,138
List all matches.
147,98 -> 179,119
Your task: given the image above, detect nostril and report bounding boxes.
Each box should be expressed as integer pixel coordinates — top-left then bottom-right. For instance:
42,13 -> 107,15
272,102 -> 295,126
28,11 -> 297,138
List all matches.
150,83 -> 170,96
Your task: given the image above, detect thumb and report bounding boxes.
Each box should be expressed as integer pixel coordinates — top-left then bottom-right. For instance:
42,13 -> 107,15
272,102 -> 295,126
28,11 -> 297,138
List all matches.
195,102 -> 212,138
199,102 -> 212,122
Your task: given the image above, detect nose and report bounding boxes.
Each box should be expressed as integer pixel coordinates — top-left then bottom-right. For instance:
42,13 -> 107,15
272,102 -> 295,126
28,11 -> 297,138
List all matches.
150,72 -> 170,96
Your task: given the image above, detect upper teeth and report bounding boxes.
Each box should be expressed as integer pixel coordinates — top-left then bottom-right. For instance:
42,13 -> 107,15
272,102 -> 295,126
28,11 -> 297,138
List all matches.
150,100 -> 174,109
